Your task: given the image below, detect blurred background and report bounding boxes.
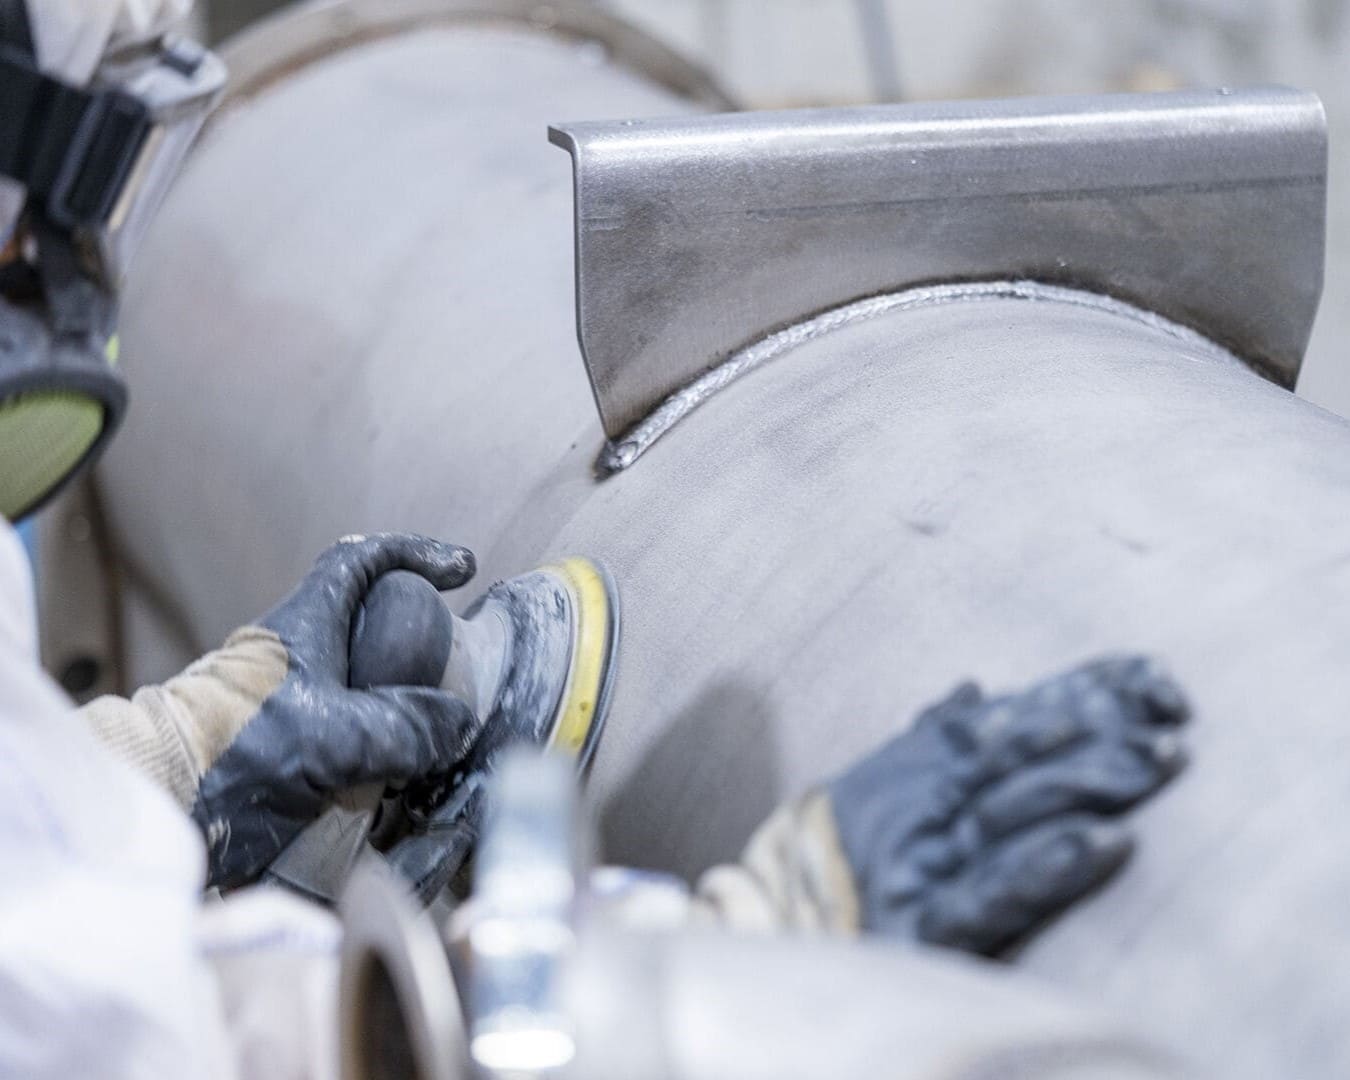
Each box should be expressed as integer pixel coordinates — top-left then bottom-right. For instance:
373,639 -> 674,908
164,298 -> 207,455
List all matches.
192,0 -> 1350,417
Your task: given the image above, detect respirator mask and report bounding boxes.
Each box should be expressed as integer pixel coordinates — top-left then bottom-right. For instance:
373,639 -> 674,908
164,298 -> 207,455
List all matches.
0,0 -> 222,519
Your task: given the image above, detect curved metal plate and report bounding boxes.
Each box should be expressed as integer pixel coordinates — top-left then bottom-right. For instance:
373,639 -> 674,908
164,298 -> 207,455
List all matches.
213,0 -> 734,112
339,859 -> 466,1080
550,87 -> 1327,440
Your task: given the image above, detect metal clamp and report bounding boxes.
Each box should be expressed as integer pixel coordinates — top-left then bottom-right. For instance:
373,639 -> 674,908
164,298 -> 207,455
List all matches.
465,751 -> 582,1078
338,751 -> 584,1080
550,87 -> 1326,444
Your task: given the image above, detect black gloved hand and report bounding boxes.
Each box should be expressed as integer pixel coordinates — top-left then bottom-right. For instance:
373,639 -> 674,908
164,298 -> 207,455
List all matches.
186,534 -> 479,888
828,655 -> 1190,954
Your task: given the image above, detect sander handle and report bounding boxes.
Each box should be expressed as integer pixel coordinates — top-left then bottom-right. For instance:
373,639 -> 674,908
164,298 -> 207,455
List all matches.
348,570 -> 455,690
262,571 -> 455,903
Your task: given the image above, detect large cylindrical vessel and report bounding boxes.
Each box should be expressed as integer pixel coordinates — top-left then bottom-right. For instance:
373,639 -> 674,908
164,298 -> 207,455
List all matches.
90,3 -> 1349,1076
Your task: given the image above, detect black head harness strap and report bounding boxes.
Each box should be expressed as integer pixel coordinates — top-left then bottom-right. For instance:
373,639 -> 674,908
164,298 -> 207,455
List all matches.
0,2 -> 152,234
0,0 -> 33,58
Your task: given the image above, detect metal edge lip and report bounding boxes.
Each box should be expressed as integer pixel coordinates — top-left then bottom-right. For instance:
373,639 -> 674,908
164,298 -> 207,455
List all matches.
554,84 -> 1323,157
553,88 -> 1328,206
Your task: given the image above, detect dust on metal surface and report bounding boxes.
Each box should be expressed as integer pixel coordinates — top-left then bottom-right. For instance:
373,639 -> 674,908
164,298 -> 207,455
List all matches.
550,87 -> 1326,441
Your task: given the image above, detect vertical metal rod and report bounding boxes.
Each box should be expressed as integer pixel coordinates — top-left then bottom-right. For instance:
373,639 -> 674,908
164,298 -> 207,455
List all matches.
855,0 -> 903,101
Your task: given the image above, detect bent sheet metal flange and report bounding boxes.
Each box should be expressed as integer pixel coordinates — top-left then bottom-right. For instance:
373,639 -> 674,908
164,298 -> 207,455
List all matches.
550,87 -> 1326,445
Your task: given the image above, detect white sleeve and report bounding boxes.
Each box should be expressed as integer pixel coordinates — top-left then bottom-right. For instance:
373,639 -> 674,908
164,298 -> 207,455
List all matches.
28,0 -> 194,84
198,889 -> 341,1080
0,523 -> 235,1080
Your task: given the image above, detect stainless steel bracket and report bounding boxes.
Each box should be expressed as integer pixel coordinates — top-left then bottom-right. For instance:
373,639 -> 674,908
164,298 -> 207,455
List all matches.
550,87 -> 1326,442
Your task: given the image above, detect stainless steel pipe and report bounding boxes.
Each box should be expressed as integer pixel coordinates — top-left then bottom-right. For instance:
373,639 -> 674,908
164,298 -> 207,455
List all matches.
558,925 -> 1188,1080
90,2 -> 1350,1074
341,863 -> 1188,1080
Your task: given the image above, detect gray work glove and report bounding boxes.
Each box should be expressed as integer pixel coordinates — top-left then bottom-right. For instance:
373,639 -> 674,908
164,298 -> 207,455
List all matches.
82,533 -> 481,889
828,655 -> 1189,953
694,656 -> 1189,954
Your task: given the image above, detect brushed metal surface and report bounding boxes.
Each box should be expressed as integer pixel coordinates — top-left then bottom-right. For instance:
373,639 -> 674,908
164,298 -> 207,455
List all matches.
551,88 -> 1326,438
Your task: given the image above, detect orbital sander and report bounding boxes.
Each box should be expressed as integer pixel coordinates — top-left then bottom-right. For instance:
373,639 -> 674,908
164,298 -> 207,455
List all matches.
264,557 -> 618,904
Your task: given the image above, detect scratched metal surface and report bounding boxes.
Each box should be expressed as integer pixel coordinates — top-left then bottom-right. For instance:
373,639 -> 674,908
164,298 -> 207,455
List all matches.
474,290 -> 1350,1078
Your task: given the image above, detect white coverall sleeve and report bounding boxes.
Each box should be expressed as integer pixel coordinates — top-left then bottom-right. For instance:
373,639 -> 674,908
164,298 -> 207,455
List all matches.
28,0 -> 194,84
0,523 -> 339,1079
0,524 -> 230,1078
587,793 -> 862,936
689,788 -> 862,934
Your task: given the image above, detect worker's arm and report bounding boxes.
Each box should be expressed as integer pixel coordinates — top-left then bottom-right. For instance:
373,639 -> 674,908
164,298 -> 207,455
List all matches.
81,533 -> 481,889
690,656 -> 1190,953
0,522 -> 242,1078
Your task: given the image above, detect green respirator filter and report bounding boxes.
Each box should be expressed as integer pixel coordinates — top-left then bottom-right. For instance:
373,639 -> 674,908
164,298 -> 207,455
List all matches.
0,293 -> 127,521
0,389 -> 104,519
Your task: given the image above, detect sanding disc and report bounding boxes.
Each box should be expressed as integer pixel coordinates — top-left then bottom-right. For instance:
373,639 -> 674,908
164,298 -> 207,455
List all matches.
540,556 -> 619,771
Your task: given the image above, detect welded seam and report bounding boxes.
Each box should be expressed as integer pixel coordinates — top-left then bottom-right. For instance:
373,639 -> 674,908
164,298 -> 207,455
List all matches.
597,279 -> 1245,474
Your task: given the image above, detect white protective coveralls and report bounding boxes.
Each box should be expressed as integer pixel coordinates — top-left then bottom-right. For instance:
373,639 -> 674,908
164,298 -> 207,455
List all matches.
0,3 -> 345,1072
0,525 -> 342,1078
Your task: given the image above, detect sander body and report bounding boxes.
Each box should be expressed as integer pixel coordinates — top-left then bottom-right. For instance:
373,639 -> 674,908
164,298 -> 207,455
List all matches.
264,557 -> 618,904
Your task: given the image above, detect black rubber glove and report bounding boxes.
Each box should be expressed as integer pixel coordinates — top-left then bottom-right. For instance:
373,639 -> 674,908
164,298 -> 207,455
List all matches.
189,534 -> 479,888
828,655 -> 1190,954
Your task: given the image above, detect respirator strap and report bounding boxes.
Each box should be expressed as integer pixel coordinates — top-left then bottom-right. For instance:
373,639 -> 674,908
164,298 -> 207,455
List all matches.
0,47 -> 152,231
0,0 -> 32,58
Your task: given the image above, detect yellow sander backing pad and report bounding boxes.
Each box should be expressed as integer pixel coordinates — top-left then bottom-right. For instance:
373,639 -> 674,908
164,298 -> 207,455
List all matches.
540,556 -> 619,768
